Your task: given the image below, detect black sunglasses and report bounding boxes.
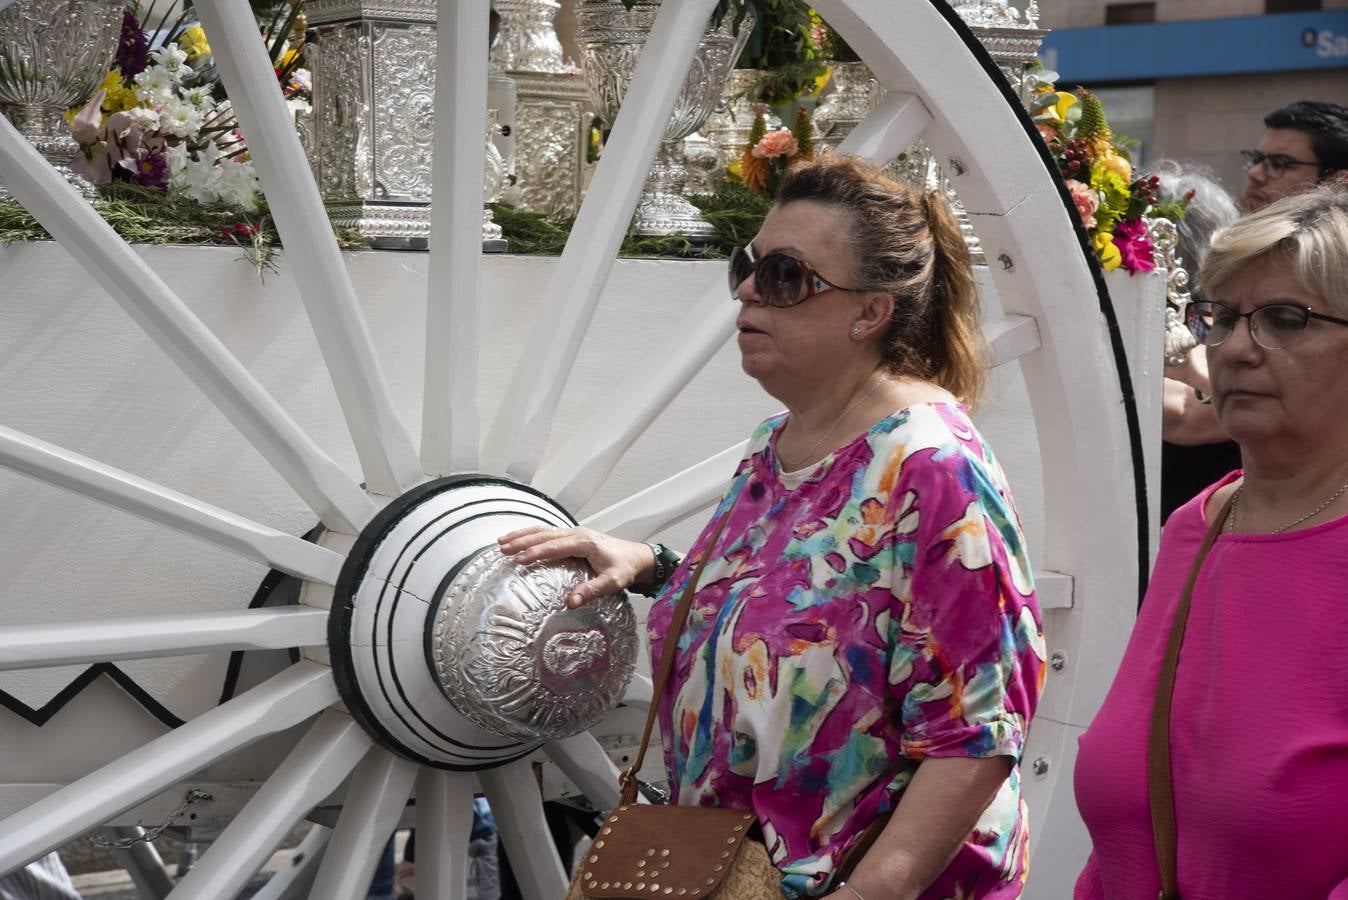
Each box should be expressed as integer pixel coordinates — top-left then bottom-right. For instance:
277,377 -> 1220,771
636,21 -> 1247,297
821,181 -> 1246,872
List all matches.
1186,299 -> 1348,350
1240,149 -> 1320,179
728,244 -> 865,308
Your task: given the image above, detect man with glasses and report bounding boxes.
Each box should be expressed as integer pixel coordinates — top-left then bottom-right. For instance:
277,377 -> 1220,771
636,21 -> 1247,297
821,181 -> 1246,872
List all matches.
1241,100 -> 1348,212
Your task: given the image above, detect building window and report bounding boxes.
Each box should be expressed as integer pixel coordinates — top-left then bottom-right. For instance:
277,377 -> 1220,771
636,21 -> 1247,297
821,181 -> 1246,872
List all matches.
1266,0 -> 1320,10
1105,2 -> 1156,24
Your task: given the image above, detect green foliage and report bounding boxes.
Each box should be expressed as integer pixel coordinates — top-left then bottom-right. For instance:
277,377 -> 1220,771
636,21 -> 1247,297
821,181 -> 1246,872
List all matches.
791,104 -> 813,159
490,184 -> 772,260
738,1 -> 826,103
0,183 -> 364,280
746,105 -> 768,149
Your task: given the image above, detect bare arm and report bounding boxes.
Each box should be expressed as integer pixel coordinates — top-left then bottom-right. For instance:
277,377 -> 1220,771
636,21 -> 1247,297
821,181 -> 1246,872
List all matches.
497,526 -> 655,607
827,755 -> 1012,900
1162,376 -> 1228,445
1161,349 -> 1228,446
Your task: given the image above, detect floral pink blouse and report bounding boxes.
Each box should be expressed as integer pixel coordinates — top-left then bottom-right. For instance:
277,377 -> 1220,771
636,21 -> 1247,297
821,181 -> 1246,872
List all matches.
649,403 -> 1046,898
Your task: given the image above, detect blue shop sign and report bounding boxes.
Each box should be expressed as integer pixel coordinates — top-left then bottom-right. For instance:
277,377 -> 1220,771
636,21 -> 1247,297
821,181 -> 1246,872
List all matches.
1040,10 -> 1348,83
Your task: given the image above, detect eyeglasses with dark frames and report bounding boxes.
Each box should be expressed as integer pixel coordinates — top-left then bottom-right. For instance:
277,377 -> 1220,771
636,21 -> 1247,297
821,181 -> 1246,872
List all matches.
728,244 -> 866,309
1186,299 -> 1348,351
1240,149 -> 1320,180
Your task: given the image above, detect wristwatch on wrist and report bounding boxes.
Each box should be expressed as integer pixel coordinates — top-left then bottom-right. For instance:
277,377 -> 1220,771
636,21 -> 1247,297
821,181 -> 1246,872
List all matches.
631,542 -> 681,597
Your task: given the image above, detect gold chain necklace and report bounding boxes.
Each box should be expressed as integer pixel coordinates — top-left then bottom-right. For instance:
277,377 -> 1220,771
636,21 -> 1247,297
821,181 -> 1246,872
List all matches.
1225,478 -> 1348,534
778,377 -> 885,471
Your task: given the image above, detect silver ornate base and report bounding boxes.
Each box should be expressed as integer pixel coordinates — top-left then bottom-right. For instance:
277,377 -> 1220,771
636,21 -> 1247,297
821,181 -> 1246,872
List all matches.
633,141 -> 716,239
0,162 -> 97,204
326,201 -> 509,252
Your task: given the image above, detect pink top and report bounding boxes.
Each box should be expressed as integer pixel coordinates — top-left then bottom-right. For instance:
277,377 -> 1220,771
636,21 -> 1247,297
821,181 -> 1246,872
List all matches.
1075,472 -> 1348,899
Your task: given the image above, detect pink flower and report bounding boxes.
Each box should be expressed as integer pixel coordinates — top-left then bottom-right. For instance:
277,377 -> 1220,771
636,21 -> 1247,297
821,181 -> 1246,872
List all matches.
1113,217 -> 1157,274
751,129 -> 799,160
1065,178 -> 1099,229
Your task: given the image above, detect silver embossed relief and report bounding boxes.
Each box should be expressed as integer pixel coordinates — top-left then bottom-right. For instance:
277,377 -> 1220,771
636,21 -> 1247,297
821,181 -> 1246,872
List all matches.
431,547 -> 638,742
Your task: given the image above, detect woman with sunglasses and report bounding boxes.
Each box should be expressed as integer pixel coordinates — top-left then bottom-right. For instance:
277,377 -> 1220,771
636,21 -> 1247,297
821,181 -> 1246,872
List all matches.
501,156 -> 1043,899
1075,185 -> 1348,899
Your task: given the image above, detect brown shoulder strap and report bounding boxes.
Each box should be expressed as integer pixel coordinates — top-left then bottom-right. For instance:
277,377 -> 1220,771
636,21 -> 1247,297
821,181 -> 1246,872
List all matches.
1148,493 -> 1234,900
619,511 -> 732,806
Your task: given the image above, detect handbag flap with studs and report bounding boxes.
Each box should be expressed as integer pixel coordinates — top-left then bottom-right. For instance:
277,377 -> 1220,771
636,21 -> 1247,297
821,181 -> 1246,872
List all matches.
577,803 -> 758,898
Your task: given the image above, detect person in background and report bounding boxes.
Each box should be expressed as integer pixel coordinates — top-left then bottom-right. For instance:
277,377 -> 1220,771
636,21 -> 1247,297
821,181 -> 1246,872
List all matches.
1240,100 -> 1348,212
1075,184 -> 1348,898
1152,161 -> 1240,521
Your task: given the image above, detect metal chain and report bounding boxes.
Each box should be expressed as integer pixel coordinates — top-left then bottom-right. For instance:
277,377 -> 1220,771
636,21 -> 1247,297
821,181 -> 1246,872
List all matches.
90,789 -> 213,849
1226,479 -> 1348,535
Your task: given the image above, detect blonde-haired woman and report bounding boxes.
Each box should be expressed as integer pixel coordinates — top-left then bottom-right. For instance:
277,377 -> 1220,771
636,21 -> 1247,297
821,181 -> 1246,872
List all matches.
1076,184 -> 1348,898
502,157 -> 1044,899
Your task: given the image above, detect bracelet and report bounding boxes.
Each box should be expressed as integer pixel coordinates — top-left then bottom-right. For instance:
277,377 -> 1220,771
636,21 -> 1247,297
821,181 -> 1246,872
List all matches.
837,883 -> 866,900
630,542 -> 681,597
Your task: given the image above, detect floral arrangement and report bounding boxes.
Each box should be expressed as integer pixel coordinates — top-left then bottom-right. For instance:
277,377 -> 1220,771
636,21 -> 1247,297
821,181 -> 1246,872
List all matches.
1030,81 -> 1186,275
68,3 -> 311,215
738,104 -> 814,195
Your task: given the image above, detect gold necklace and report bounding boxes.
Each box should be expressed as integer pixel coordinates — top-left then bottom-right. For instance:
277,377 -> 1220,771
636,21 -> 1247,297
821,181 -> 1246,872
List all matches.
778,377 -> 885,471
1225,478 -> 1348,534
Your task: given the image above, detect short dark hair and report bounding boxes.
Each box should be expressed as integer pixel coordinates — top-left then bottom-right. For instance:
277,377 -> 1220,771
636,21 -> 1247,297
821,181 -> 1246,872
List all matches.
1264,100 -> 1348,177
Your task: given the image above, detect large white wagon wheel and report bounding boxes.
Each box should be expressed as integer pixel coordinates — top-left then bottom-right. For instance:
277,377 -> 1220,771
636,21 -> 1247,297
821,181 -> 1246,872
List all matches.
0,1 -> 1147,897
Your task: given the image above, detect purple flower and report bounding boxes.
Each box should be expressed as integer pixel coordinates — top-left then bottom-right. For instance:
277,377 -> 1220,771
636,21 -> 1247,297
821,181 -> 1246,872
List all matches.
130,146 -> 168,190
117,7 -> 149,78
1113,217 -> 1157,275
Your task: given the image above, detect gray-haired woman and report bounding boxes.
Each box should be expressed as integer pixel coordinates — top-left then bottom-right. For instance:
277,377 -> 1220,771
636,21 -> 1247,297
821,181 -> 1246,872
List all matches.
1150,160 -> 1241,520
1076,184 -> 1348,898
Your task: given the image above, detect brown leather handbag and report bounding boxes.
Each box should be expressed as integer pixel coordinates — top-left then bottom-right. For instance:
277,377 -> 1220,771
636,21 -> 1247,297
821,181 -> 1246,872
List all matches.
1148,496 -> 1234,900
565,514 -> 889,900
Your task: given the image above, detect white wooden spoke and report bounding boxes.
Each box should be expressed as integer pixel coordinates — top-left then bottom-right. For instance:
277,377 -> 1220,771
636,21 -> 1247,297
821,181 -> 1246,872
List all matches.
0,115 -> 376,535
621,673 -> 654,712
0,662 -> 337,873
413,769 -> 476,900
543,733 -> 622,811
307,748 -> 418,900
986,314 -> 1041,368
166,711 -> 371,900
193,0 -> 422,499
834,89 -> 933,165
583,441 -> 746,541
531,277 -> 735,510
420,0 -> 489,477
0,607 -> 330,672
247,824 -> 331,900
479,760 -> 568,900
0,423 -> 343,584
481,0 -> 721,481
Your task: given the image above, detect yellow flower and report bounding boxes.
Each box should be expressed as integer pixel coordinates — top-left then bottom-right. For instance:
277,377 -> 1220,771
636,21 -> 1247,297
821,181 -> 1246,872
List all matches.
1098,152 -> 1132,183
1094,232 -> 1122,271
1043,90 -> 1077,124
281,47 -> 301,70
178,24 -> 211,61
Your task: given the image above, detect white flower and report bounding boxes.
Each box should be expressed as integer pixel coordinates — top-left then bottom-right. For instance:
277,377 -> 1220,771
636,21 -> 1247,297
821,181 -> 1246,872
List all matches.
148,44 -> 193,81
124,107 -> 161,131
181,85 -> 215,110
171,154 -> 221,205
216,160 -> 260,211
165,143 -> 189,178
290,68 -> 311,92
133,66 -> 176,105
159,98 -> 204,139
